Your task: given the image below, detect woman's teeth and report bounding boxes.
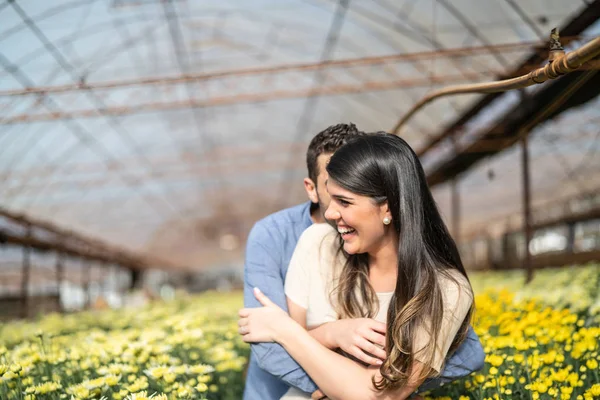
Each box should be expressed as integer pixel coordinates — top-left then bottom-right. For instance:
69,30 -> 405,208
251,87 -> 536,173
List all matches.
338,228 -> 356,235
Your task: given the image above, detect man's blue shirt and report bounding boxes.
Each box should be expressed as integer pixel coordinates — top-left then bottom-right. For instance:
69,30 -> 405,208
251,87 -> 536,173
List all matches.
243,202 -> 317,400
243,201 -> 485,400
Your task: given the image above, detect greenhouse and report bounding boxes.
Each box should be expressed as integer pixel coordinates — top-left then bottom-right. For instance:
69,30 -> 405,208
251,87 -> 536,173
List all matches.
1,1 -> 599,399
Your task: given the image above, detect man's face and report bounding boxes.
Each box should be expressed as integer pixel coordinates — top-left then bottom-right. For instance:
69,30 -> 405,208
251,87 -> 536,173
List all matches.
314,153 -> 333,221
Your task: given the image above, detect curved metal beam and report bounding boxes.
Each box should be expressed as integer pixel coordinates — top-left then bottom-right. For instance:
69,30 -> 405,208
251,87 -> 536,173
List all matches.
392,35 -> 600,135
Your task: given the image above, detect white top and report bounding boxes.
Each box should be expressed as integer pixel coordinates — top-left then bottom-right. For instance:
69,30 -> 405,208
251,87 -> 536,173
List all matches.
282,223 -> 473,398
285,223 -> 394,327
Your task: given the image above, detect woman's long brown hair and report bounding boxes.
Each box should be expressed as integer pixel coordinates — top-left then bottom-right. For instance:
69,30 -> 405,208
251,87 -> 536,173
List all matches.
327,133 -> 474,392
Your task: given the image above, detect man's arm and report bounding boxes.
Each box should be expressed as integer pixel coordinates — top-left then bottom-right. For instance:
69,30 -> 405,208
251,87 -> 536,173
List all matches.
436,325 -> 485,382
244,223 -> 318,394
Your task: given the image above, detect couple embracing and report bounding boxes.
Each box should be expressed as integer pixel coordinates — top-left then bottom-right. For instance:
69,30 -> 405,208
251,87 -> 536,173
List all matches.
239,124 -> 485,400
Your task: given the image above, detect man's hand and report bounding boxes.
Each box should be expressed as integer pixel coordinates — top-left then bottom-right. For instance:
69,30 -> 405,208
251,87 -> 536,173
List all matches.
328,318 -> 387,365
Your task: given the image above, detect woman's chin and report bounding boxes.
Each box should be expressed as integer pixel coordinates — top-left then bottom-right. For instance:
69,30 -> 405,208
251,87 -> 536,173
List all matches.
343,242 -> 359,254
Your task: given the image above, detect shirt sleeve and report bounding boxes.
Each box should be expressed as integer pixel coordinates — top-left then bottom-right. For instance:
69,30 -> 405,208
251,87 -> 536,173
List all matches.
243,221 -> 318,394
413,273 -> 473,372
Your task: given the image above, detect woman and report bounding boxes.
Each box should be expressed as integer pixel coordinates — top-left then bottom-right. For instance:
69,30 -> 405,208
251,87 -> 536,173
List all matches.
238,133 -> 474,400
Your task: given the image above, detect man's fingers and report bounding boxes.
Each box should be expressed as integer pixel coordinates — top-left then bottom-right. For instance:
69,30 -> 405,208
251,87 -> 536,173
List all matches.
370,320 -> 387,334
351,346 -> 383,367
359,337 -> 386,360
238,318 -> 248,327
365,329 -> 387,348
253,287 -> 275,307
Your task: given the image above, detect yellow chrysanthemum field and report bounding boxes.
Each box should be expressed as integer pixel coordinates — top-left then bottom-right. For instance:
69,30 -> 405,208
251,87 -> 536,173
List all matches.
1,263 -> 598,400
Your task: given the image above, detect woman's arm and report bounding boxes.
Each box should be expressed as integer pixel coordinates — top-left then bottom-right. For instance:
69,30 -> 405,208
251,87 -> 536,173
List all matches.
287,296 -> 307,329
240,289 -> 427,400
288,296 -> 387,364
279,317 -> 425,400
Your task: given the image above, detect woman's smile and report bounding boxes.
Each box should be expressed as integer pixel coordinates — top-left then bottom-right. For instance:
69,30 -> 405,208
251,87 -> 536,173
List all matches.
337,224 -> 356,240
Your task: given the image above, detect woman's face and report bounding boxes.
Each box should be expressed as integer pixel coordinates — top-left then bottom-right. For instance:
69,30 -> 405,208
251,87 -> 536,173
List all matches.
324,179 -> 393,255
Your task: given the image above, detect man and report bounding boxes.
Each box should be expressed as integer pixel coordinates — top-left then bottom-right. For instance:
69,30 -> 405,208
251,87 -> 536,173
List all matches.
243,124 -> 484,400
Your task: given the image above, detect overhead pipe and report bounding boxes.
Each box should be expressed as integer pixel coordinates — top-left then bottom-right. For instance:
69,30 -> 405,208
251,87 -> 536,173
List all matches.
392,30 -> 600,135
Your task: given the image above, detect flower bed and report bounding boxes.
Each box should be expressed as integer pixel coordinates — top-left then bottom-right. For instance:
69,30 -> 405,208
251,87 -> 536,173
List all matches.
1,263 -> 598,400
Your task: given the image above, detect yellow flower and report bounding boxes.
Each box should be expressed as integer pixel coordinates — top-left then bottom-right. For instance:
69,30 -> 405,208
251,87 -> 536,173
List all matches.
514,354 -> 525,364
2,370 -> 17,380
586,383 -> 600,396
144,366 -> 169,380
127,391 -> 149,400
176,387 -> 192,398
105,374 -> 121,386
33,382 -> 62,394
163,372 -> 176,384
487,354 -> 504,367
196,383 -> 208,392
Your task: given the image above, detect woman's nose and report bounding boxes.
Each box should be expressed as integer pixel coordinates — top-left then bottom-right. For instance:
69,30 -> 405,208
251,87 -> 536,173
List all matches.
324,205 -> 340,220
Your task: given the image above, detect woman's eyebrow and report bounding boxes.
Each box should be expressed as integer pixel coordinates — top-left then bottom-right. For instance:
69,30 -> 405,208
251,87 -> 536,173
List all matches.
332,194 -> 353,201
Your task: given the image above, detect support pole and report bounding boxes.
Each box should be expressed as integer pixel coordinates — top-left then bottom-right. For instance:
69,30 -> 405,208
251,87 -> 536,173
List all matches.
21,224 -> 32,318
112,265 -> 119,293
102,262 -> 110,293
486,233 -> 494,270
56,251 -> 64,312
521,135 -> 533,283
130,268 -> 142,290
566,222 -> 576,253
451,179 -> 461,242
450,134 -> 461,243
83,258 -> 90,309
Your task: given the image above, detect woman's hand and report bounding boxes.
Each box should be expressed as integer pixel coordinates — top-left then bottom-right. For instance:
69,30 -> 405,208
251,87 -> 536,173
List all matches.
238,288 -> 295,343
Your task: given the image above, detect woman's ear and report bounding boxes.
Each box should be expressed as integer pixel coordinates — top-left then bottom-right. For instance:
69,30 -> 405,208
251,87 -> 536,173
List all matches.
303,178 -> 319,204
380,201 -> 392,221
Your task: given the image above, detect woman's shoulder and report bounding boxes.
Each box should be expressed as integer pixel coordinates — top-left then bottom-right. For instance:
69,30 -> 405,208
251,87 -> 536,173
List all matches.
295,223 -> 342,272
438,267 -> 469,284
438,269 -> 473,302
298,223 -> 338,245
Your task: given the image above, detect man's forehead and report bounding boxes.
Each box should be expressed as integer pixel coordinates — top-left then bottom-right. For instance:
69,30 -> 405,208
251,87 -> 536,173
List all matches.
315,153 -> 332,180
317,153 -> 332,163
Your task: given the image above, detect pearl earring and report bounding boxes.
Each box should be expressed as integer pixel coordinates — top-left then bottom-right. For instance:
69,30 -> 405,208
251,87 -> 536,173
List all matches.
383,216 -> 391,225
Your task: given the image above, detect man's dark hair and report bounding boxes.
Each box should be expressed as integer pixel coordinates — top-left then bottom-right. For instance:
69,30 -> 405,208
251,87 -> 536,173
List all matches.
306,123 -> 363,184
